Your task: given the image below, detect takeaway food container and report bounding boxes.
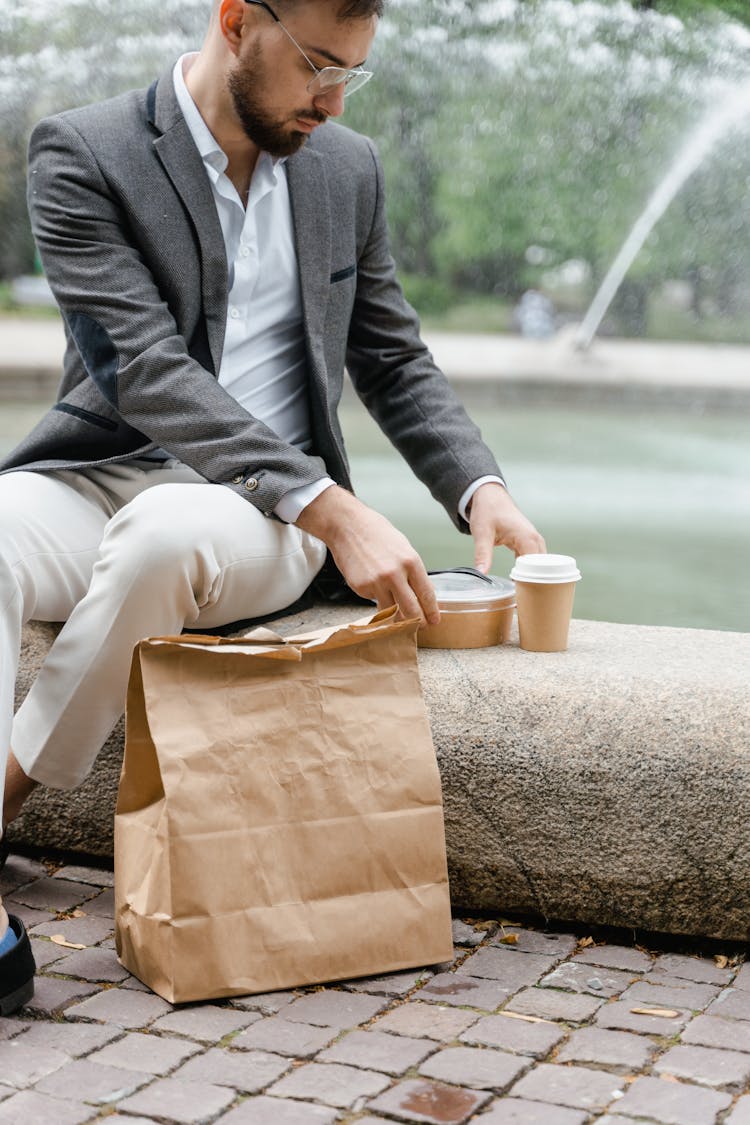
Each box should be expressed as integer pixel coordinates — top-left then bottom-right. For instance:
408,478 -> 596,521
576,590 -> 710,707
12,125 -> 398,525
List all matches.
417,568 -> 516,649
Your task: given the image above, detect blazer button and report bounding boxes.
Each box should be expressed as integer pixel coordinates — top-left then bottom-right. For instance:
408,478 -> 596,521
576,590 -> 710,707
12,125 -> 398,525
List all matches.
232,474 -> 243,484
244,477 -> 259,492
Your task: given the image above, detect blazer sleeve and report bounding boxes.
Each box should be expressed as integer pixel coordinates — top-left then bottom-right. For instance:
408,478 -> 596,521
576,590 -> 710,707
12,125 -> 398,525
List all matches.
27,114 -> 328,515
344,138 -> 505,533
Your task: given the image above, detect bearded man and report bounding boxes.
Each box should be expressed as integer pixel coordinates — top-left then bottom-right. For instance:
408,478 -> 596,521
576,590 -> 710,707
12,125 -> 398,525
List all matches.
0,0 -> 544,1010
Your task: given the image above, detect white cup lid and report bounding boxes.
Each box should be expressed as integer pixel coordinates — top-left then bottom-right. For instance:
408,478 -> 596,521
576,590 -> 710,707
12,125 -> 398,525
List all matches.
509,553 -> 581,584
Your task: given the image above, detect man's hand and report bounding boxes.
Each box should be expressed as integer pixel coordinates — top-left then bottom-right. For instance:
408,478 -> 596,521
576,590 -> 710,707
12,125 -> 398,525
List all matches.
296,486 -> 440,624
469,482 -> 546,573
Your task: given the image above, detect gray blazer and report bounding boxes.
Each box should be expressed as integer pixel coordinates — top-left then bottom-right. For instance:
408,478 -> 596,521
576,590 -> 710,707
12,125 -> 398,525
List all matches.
3,66 -> 503,531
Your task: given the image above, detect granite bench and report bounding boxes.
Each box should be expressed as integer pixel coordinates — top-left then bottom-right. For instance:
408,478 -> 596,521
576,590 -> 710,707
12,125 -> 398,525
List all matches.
11,608 -> 750,940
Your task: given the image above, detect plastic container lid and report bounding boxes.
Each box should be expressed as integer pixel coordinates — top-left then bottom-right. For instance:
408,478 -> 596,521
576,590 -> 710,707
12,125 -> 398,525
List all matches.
509,553 -> 581,584
429,568 -> 515,609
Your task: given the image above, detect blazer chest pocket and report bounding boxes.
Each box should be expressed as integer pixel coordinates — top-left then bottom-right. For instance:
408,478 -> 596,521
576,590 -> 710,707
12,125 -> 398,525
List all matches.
330,265 -> 356,284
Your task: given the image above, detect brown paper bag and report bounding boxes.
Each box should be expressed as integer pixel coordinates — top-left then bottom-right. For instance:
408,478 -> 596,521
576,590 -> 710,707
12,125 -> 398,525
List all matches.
115,608 -> 453,1003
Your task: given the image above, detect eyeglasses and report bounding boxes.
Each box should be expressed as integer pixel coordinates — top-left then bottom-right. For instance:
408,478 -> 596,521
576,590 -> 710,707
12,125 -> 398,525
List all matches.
244,0 -> 373,96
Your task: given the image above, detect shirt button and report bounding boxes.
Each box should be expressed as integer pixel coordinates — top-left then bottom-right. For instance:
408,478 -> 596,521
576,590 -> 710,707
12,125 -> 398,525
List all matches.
244,477 -> 259,492
230,307 -> 240,319
239,245 -> 250,258
232,474 -> 243,484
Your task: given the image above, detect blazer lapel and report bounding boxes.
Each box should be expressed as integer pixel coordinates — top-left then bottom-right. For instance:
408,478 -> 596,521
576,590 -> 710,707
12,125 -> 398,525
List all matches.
287,144 -> 331,349
150,71 -> 228,375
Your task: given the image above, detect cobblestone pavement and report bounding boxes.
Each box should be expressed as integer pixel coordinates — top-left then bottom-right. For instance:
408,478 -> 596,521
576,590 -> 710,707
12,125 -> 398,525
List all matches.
2,854 -> 750,1125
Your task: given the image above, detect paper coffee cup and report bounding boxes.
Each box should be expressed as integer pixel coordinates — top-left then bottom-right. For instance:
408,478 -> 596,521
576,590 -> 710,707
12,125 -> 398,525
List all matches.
509,554 -> 581,652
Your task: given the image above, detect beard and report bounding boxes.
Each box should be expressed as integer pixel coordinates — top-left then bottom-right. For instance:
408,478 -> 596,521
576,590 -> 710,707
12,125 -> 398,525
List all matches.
228,47 -> 326,157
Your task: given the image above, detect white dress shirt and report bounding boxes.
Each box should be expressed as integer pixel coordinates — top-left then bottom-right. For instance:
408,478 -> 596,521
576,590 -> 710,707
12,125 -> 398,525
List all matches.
173,56 -> 501,525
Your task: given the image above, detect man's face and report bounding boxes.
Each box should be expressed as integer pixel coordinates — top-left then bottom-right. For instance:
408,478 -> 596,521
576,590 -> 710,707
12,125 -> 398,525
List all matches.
228,2 -> 377,157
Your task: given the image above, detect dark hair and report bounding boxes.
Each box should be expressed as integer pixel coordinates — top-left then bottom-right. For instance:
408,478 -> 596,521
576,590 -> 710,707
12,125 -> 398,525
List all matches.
338,0 -> 384,15
276,0 -> 384,18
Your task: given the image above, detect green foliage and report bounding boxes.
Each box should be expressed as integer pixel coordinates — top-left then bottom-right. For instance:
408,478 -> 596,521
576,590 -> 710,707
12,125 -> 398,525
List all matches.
2,0 -> 750,339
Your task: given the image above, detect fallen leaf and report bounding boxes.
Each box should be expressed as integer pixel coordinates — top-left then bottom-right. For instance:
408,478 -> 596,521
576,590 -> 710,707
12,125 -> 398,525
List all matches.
49,934 -> 87,950
499,934 -> 519,945
630,1007 -> 680,1018
578,936 -> 594,948
499,1010 -> 553,1025
715,955 -> 729,970
660,1074 -> 680,1083
71,909 -> 86,918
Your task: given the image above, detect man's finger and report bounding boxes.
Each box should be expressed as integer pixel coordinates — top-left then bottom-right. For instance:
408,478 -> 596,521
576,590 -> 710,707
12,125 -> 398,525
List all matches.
472,524 -> 496,574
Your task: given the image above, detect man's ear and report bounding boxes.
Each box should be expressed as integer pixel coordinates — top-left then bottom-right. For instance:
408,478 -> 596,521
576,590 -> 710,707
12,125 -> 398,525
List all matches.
219,0 -> 247,54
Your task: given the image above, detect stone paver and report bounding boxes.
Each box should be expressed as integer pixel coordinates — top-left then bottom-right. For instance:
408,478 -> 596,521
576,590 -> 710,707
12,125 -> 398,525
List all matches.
88,1029 -> 202,1074
540,961 -> 637,997
46,945 -> 130,983
0,1041 -> 70,1088
9,852 -> 750,1125
459,1013 -> 566,1058
478,1100 -> 588,1124
556,1026 -> 657,1069
17,1021 -> 121,1056
595,998 -> 692,1035
614,1074 -> 732,1123
53,865 -> 114,888
683,1013 -> 750,1051
726,1095 -> 750,1124
414,972 -> 511,1010
151,1003 -> 259,1042
453,919 -> 489,946
0,1090 -> 97,1124
344,967 -> 431,995
621,977 -> 720,1010
653,1044 -> 750,1088
8,877 -> 96,913
24,975 -> 98,1015
64,988 -> 173,1028
367,1077 -> 491,1123
116,1076 -> 236,1122
571,944 -> 653,973
461,947 -> 558,984
707,989 -> 750,1021
490,929 -> 578,959
373,1000 -> 480,1040
651,953 -> 734,985
231,989 -> 297,1015
219,1095 -> 338,1123
34,1058 -> 150,1104
418,1045 -> 529,1091
233,1017 -> 338,1057
82,887 -> 115,917
510,1063 -> 625,1110
505,986 -> 603,1023
174,1045 -> 291,1090
281,989 -> 388,1029
30,914 -> 114,946
267,1060 -> 391,1107
318,1028 -> 435,1074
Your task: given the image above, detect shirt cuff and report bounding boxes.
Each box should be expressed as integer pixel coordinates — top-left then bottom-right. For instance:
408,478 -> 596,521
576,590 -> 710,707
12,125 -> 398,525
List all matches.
274,477 -> 336,524
458,476 -> 506,522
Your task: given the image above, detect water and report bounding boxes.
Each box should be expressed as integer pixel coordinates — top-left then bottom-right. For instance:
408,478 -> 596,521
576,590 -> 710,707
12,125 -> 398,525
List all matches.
1,394 -> 747,632
338,393 -> 749,634
576,78 -> 750,349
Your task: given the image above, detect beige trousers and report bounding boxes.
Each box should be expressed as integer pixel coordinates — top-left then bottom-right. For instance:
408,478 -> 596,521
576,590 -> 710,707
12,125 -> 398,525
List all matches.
0,460 -> 326,809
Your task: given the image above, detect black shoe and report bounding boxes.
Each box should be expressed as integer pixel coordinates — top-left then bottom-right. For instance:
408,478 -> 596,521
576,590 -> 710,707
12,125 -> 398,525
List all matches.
0,915 -> 35,1016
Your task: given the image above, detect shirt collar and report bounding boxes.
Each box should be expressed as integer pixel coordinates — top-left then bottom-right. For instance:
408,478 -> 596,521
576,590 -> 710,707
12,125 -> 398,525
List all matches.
172,53 -> 287,181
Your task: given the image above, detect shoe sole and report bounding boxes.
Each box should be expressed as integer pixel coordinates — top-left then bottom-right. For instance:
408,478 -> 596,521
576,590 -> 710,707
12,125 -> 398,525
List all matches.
0,976 -> 34,1016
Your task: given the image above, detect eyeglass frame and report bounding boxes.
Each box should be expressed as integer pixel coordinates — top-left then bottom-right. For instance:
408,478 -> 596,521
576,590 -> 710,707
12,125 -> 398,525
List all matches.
243,0 -> 373,96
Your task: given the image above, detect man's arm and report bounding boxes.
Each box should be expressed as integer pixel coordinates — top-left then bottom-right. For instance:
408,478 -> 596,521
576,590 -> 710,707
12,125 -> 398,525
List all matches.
27,113 -> 328,511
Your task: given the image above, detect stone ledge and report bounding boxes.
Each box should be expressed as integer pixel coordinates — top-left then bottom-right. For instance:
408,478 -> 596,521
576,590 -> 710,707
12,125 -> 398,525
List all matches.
11,610 -> 750,940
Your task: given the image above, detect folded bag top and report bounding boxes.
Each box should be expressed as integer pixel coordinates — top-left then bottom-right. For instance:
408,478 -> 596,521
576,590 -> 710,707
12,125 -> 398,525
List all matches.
115,608 -> 454,1003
